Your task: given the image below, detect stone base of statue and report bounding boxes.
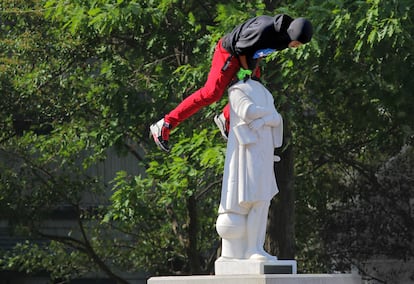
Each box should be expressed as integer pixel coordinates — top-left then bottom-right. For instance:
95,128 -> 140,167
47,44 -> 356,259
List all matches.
147,273 -> 361,284
215,257 -> 297,275
148,257 -> 360,284
149,258 -> 360,284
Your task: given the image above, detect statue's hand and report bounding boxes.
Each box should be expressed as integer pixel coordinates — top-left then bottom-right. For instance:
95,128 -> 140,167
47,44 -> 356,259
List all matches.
248,118 -> 264,131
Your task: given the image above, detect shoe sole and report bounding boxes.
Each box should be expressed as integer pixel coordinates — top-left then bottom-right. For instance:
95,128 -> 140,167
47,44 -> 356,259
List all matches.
214,115 -> 228,140
149,124 -> 170,152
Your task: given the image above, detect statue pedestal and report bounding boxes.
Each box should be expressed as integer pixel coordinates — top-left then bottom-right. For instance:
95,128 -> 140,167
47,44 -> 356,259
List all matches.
148,258 -> 361,284
147,274 -> 361,284
215,258 -> 297,275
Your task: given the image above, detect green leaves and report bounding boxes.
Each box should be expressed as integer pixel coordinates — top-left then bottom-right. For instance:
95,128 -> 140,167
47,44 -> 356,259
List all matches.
288,0 -> 414,274
145,128 -> 224,201
2,0 -> 414,279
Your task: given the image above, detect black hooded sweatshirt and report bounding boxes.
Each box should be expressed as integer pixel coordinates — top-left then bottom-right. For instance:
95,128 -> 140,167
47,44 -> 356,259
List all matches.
222,14 -> 293,59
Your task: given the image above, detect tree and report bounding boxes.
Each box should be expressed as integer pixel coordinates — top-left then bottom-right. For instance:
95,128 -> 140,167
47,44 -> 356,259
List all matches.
2,0 -> 413,281
286,0 -> 414,273
0,0 -> 148,281
324,145 -> 414,282
0,0 -> 238,280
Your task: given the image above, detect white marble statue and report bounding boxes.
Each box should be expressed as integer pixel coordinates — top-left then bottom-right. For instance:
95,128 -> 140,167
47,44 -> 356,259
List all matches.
216,78 -> 283,262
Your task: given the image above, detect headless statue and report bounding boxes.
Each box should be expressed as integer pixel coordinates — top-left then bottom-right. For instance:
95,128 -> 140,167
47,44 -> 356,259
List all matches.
216,78 -> 283,261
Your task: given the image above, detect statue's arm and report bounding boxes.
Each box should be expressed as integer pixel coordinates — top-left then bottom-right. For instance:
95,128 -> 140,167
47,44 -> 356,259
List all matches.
260,113 -> 282,127
245,105 -> 273,122
231,89 -> 272,123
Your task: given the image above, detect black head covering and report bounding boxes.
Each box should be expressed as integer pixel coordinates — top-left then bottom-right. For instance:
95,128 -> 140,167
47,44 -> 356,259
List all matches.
287,18 -> 313,44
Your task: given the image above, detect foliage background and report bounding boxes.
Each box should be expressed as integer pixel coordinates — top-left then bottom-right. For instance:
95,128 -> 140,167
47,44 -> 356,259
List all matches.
0,0 -> 413,282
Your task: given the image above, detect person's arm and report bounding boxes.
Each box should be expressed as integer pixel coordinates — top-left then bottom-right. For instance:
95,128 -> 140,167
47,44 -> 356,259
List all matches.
238,55 -> 249,69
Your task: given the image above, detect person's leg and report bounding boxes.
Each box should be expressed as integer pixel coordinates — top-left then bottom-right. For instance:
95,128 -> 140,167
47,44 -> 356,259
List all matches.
222,104 -> 230,123
217,104 -> 230,139
150,39 -> 239,151
165,40 -> 239,128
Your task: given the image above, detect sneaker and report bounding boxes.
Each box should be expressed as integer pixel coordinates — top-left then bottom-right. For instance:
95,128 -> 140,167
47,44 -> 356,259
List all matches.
214,113 -> 228,140
150,118 -> 171,152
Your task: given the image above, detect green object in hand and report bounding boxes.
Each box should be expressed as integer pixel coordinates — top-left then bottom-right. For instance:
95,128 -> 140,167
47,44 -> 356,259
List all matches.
237,68 -> 252,81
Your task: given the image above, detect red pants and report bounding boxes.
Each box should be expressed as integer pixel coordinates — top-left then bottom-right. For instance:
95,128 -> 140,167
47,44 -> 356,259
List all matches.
164,39 -> 240,129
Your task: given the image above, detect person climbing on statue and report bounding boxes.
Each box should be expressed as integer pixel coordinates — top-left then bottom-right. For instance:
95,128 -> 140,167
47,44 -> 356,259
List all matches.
150,14 -> 313,152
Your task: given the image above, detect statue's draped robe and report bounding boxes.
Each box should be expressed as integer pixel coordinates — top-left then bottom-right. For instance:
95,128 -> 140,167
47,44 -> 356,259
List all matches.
219,79 -> 283,215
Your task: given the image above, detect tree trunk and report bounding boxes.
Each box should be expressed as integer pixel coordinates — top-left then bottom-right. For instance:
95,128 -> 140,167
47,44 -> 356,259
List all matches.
265,121 -> 296,259
263,0 -> 284,11
187,194 -> 201,274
